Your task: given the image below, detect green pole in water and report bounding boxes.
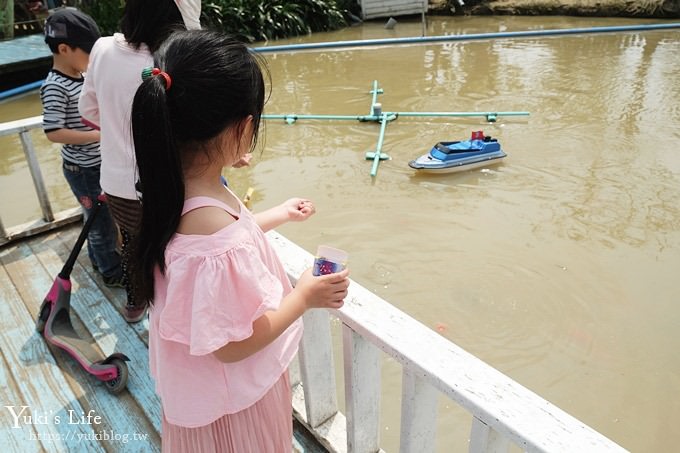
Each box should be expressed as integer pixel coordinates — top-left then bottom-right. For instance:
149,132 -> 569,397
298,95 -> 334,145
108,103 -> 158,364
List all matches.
365,113 -> 391,177
262,111 -> 529,124
262,113 -> 378,123
369,80 -> 384,117
394,111 -> 529,122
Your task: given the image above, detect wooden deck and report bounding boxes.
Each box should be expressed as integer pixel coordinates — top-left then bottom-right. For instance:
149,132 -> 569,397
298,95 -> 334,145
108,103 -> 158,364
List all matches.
0,224 -> 326,452
0,34 -> 51,91
0,34 -> 51,70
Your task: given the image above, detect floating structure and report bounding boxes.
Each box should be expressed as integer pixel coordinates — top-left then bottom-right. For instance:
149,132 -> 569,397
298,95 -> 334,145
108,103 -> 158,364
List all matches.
0,79 -> 43,101
0,34 -> 51,92
263,80 -> 529,176
254,22 -> 680,54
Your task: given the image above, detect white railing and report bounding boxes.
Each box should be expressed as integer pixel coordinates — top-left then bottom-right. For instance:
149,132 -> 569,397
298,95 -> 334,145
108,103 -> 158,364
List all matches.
0,116 -> 81,246
268,233 -> 628,453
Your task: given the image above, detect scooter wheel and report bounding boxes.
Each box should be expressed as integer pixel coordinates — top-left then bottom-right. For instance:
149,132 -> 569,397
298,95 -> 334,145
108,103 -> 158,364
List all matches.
104,359 -> 129,394
36,302 -> 50,334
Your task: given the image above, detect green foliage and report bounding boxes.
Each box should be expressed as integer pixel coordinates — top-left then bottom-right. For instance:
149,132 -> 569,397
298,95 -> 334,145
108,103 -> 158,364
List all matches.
72,0 -> 348,42
201,0 -> 348,42
78,0 -> 125,36
1,0 -> 22,40
334,0 -> 362,17
0,8 -> 7,40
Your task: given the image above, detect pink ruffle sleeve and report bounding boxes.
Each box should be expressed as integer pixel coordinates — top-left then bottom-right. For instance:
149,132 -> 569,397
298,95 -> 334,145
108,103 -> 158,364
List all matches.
158,243 -> 284,356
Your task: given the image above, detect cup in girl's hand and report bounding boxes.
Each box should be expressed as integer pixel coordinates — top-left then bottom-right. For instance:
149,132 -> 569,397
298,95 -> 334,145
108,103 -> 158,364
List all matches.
313,246 -> 348,276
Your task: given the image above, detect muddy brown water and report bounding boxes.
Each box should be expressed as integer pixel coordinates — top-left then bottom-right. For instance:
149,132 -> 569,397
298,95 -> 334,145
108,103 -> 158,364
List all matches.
1,16 -> 679,452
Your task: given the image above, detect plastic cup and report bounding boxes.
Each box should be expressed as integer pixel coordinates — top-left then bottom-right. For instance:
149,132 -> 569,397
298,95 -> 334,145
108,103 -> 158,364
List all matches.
313,246 -> 348,276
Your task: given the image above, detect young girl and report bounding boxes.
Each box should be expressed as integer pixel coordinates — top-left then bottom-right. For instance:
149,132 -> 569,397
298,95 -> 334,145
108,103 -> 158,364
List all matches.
130,30 -> 350,452
78,0 -> 201,322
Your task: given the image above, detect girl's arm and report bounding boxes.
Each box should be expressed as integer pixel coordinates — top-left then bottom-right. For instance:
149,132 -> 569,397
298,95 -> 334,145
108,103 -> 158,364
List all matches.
212,292 -> 307,363
254,198 -> 315,232
213,268 -> 349,363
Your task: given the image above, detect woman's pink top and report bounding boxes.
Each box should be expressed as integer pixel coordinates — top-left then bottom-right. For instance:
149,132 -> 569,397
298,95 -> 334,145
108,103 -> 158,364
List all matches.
78,34 -> 152,200
148,192 -> 303,428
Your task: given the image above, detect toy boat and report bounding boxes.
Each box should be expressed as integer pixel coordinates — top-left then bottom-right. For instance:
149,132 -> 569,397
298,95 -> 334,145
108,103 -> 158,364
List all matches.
408,131 -> 506,174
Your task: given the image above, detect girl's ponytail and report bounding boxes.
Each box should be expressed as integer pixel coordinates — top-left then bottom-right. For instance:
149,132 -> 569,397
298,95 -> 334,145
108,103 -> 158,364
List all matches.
130,30 -> 268,305
131,73 -> 184,306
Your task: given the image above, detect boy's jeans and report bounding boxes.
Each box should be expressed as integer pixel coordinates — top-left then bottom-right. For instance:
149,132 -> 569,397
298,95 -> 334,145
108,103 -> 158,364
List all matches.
62,162 -> 121,278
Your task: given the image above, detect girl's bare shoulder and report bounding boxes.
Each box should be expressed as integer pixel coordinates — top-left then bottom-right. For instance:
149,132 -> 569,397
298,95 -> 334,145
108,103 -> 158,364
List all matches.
177,206 -> 236,235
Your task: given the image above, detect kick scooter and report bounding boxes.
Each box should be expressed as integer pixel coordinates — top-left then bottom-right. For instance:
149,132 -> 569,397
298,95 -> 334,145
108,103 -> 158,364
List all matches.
36,194 -> 129,394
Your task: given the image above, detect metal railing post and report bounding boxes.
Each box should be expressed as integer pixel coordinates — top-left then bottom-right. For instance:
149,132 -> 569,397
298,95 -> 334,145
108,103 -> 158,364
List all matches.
19,130 -> 54,222
0,216 -> 7,243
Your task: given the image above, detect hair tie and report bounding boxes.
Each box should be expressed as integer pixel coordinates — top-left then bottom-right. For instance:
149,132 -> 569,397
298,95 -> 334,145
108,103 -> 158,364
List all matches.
141,67 -> 172,91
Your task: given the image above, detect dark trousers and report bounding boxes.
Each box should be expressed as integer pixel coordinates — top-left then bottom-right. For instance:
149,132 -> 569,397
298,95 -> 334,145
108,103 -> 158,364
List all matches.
62,162 -> 121,278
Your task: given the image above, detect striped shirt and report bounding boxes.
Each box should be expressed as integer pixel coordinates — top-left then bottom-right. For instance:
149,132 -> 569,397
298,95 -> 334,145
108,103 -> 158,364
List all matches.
40,70 -> 101,167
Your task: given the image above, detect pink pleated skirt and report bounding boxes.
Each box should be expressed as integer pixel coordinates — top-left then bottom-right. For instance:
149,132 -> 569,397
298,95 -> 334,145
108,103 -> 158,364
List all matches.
161,371 -> 292,453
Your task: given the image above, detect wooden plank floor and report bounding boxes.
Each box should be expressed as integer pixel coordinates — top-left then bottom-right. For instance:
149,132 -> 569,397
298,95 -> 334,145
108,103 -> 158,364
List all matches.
0,224 -> 326,453
0,34 -> 51,68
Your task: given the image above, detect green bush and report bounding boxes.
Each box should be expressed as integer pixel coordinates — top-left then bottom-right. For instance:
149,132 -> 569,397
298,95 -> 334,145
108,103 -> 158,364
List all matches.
201,0 -> 347,42
75,0 -> 348,42
0,8 -> 8,40
77,0 -> 124,36
335,0 -> 362,18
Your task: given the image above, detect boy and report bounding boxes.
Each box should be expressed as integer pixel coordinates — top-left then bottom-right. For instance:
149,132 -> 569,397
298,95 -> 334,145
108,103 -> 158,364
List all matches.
41,8 -> 123,287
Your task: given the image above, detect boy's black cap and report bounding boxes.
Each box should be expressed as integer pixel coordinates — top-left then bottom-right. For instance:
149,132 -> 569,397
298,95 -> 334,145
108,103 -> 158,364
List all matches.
44,8 -> 101,54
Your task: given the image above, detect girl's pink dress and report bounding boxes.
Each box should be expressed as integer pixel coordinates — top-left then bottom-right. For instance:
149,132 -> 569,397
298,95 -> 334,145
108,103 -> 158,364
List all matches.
148,192 -> 303,452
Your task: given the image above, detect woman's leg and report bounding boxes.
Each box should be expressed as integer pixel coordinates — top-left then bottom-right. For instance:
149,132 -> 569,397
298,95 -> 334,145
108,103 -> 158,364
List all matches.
105,193 -> 146,323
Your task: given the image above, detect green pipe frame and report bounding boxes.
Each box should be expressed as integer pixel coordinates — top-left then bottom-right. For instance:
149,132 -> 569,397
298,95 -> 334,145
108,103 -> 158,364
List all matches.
262,80 -> 530,177
367,114 -> 390,177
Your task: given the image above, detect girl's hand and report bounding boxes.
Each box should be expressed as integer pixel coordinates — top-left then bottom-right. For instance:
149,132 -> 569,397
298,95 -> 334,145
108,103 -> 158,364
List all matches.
282,198 -> 315,222
294,268 -> 349,310
253,198 -> 315,232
